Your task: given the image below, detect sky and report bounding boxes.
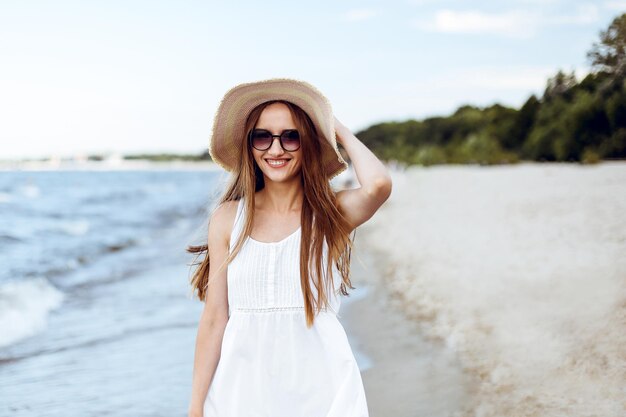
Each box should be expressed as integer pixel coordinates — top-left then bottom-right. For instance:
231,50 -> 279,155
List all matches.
0,0 -> 623,160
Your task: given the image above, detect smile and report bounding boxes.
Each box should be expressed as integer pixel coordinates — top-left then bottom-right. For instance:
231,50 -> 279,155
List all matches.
265,159 -> 290,168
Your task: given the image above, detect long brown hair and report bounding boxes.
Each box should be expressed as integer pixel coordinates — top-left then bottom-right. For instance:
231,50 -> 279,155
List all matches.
187,100 -> 355,328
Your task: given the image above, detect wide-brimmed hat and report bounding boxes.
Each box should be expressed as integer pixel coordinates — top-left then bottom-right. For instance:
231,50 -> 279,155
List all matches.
208,78 -> 348,180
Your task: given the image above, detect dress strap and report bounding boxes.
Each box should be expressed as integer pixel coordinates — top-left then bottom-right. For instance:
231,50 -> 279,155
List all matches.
229,198 -> 245,250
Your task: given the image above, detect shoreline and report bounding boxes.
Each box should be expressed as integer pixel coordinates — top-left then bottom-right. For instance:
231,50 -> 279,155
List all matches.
339,225 -> 476,417
0,159 -> 223,171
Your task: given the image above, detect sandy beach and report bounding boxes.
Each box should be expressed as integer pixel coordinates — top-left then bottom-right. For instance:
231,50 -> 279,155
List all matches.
350,161 -> 626,417
340,241 -> 476,417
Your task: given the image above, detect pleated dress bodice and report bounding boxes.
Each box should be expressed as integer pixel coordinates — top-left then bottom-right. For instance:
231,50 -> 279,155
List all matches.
226,197 -> 342,317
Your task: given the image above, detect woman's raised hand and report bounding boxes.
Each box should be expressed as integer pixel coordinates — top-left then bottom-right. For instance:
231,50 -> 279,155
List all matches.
333,115 -> 350,146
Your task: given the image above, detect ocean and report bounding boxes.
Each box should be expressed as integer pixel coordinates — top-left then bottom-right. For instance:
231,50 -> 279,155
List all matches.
0,166 -> 222,416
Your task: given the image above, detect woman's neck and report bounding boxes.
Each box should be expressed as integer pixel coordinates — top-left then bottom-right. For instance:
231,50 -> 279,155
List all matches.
256,178 -> 303,213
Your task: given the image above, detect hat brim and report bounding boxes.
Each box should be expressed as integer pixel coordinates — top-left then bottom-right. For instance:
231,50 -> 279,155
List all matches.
209,78 -> 348,180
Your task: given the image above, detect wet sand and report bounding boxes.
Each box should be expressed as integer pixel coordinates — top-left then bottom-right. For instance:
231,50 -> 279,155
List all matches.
339,230 -> 476,417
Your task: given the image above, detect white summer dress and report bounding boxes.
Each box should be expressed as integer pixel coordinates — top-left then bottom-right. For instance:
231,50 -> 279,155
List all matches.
204,197 -> 369,417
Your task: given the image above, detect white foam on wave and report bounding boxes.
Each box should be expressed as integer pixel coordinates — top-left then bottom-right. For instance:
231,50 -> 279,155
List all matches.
0,277 -> 65,348
18,184 -> 41,198
0,192 -> 13,203
363,162 -> 626,417
58,219 -> 91,236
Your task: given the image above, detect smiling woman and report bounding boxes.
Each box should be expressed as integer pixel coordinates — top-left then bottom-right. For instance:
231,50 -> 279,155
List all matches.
250,103 -> 303,182
186,78 -> 392,417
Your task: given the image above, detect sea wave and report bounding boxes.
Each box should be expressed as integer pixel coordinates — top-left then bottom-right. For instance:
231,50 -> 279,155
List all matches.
0,277 -> 65,348
0,192 -> 13,203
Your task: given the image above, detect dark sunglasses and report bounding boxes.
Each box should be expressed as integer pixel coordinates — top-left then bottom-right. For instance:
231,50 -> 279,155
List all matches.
249,129 -> 301,152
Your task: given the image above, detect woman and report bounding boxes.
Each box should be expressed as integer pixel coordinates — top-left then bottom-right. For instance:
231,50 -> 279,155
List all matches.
187,78 -> 392,417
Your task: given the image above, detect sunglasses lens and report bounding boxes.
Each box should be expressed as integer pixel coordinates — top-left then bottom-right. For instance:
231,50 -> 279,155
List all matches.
281,130 -> 300,151
250,130 -> 272,150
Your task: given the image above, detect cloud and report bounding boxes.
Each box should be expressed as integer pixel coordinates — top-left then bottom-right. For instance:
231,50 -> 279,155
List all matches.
414,9 -> 537,38
394,65 -> 563,91
380,65 -> 589,104
548,3 -> 599,24
413,4 -> 601,38
344,8 -> 378,22
603,0 -> 626,10
455,65 -> 590,90
405,0 -> 440,5
502,0 -> 563,4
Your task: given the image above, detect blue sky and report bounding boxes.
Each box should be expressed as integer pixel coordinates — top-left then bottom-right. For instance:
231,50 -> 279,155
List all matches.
0,0 -> 623,159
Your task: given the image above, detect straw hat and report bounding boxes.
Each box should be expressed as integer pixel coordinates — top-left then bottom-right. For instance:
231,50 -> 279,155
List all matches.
208,78 -> 348,180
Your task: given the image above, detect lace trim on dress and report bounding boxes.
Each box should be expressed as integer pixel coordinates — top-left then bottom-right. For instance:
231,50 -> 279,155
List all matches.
231,306 -> 332,313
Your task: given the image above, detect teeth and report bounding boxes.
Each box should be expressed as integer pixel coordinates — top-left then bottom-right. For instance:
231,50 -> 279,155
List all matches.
267,159 -> 288,166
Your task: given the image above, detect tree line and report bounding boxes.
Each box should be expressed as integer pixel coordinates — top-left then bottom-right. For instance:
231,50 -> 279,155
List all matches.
354,13 -> 626,165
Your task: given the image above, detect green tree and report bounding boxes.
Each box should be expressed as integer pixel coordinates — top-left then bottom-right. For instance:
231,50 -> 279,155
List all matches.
599,128 -> 626,158
506,95 -> 540,151
483,104 -> 518,149
605,83 -> 626,130
523,97 -> 569,161
543,70 -> 577,101
449,132 -> 517,165
554,91 -> 610,161
587,13 -> 626,80
411,145 -> 447,166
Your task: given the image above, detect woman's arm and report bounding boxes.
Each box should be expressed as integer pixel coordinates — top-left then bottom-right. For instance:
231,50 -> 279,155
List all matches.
188,203 -> 233,417
334,116 -> 392,230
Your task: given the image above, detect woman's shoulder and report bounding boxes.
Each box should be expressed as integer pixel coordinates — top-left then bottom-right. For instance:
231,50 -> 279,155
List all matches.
213,198 -> 240,217
209,199 -> 241,246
